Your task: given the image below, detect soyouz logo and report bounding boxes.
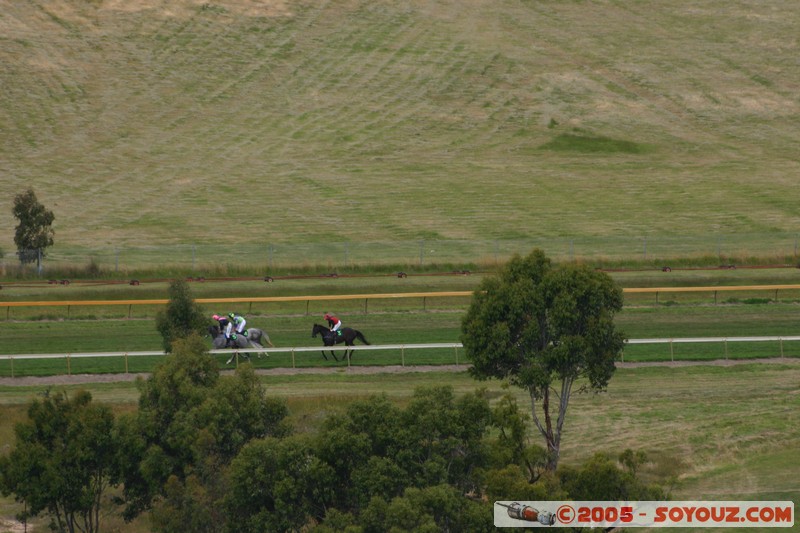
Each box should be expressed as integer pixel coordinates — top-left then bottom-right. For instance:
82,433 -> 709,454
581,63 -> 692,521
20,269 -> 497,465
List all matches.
494,501 -> 795,528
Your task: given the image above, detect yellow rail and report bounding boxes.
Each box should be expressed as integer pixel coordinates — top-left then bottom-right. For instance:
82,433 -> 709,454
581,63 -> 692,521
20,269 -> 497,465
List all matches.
0,291 -> 473,308
2,285 -> 800,311
623,284 -> 800,293
0,291 -> 474,318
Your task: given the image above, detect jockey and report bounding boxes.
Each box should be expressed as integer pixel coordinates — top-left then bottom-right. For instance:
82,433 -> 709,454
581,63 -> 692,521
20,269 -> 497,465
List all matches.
213,314 -> 233,346
323,312 -> 342,336
227,312 -> 247,340
212,314 -> 229,331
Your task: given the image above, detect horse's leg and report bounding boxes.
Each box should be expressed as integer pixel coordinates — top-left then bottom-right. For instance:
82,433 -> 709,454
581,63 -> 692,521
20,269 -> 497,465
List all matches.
250,341 -> 263,358
321,351 -> 329,361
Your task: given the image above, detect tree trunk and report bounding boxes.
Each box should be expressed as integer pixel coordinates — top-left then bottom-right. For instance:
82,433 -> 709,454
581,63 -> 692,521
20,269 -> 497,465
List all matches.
530,389 -> 560,471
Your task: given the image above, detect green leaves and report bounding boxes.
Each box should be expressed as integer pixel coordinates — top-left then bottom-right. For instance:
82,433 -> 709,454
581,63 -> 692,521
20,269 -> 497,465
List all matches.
461,249 -> 626,470
0,390 -> 117,532
11,187 -> 55,265
155,279 -> 208,352
117,338 -> 288,524
463,249 -> 625,393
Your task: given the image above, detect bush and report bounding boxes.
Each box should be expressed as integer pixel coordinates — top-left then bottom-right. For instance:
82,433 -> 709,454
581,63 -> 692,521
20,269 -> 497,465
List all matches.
155,279 -> 207,352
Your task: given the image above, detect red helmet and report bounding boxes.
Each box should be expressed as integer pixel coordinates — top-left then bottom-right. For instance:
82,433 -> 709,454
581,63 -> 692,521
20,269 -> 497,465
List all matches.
323,313 -> 331,320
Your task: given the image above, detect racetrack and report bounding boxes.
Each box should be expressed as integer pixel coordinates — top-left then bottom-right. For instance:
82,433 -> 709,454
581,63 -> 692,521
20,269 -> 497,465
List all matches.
2,358 -> 797,387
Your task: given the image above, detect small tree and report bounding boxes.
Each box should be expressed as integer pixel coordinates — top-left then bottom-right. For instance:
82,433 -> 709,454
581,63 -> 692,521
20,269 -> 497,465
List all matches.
0,389 -> 118,533
115,335 -> 289,526
461,249 -> 626,471
12,188 -> 55,269
155,279 -> 208,352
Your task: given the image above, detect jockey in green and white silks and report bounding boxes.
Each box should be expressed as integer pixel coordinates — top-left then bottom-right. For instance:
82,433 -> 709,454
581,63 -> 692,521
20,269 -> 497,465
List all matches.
225,313 -> 247,341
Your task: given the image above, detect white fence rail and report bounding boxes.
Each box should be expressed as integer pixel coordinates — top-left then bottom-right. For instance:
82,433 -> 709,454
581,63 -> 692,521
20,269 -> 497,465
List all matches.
623,335 -> 800,362
0,343 -> 466,375
1,337 -> 800,377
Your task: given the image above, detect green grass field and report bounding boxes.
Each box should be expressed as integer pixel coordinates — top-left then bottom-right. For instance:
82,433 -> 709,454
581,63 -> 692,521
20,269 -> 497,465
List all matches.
2,0 -> 800,269
2,294 -> 800,376
2,266 -> 800,376
2,2 -> 799,529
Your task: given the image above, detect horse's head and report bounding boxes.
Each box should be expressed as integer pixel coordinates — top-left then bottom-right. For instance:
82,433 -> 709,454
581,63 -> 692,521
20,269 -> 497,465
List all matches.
311,324 -> 322,338
209,324 -> 221,337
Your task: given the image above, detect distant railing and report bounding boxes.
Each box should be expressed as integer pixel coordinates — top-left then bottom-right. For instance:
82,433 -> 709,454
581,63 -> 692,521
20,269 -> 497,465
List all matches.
0,291 -> 472,318
4,286 -> 800,318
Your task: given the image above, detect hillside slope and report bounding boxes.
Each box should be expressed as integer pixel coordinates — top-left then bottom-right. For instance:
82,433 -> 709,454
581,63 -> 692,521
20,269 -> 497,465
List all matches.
1,0 -> 798,251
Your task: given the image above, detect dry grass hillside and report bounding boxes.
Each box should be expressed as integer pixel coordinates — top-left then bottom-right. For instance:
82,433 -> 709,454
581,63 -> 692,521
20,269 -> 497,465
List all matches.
1,0 -> 798,253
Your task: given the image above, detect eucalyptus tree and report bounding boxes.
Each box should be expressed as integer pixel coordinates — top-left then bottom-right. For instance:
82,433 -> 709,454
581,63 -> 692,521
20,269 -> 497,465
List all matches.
0,390 -> 117,533
461,249 -> 626,471
12,187 -> 55,270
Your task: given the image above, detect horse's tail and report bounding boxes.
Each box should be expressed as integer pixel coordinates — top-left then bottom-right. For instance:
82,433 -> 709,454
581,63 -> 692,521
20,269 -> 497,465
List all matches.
355,330 -> 370,345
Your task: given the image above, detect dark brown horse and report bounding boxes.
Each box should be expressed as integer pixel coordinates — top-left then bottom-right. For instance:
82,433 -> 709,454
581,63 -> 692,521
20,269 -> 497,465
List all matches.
311,323 -> 370,362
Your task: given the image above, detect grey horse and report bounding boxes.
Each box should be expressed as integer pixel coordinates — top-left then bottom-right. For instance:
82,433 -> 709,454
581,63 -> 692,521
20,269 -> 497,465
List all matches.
207,325 -> 265,363
244,327 -> 274,348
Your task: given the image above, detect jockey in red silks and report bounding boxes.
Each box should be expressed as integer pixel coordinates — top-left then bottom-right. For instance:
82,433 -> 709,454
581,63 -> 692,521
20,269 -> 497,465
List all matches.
323,312 -> 342,336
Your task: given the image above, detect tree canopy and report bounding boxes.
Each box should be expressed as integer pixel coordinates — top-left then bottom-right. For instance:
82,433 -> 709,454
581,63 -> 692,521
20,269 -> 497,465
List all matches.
0,389 -> 117,533
115,335 -> 289,525
11,187 -> 55,267
155,279 -> 208,352
461,249 -> 626,470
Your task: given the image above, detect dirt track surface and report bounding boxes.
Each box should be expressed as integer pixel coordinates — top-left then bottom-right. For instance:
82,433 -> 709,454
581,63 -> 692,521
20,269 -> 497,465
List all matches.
0,359 -> 797,387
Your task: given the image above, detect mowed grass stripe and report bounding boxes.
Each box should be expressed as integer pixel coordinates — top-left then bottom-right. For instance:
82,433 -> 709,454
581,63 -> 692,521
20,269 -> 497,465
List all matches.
3,1 -> 800,252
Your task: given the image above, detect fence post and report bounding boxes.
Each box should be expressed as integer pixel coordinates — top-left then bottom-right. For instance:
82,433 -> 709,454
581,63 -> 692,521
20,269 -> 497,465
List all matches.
401,346 -> 405,367
291,349 -> 295,368
670,340 -> 674,362
125,352 -> 129,374
67,354 -> 71,375
10,356 -> 14,378
724,339 -> 728,360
